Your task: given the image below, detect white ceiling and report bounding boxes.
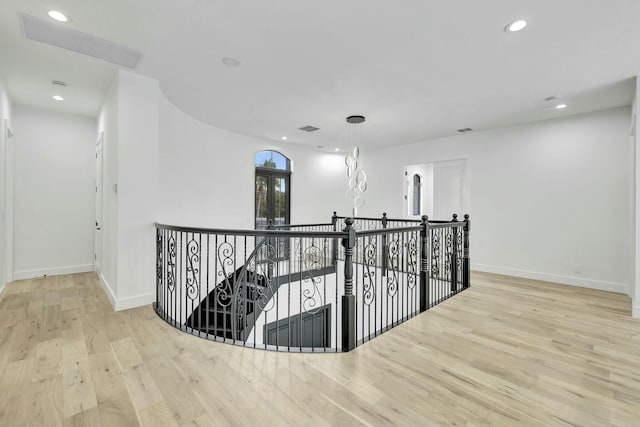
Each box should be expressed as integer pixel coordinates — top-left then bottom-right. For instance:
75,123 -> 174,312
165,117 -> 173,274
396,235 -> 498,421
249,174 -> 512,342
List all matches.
1,0 -> 639,150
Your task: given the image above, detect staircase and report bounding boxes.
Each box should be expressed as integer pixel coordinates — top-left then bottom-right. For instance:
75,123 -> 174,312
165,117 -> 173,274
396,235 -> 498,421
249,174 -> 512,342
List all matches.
185,265 -> 268,340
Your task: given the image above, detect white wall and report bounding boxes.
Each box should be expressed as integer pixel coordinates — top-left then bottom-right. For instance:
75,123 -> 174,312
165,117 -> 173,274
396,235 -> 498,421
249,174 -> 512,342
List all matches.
97,76 -> 119,301
365,107 -> 633,294
116,70 -> 159,308
158,94 -> 350,229
12,105 -> 95,280
0,76 -> 12,299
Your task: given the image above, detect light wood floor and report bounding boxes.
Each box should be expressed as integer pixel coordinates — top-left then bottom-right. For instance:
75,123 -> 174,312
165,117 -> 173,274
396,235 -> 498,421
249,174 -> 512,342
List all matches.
0,272 -> 639,426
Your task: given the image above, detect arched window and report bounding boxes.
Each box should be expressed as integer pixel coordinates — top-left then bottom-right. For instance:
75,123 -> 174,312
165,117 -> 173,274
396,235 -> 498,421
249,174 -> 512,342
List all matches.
412,174 -> 421,216
255,151 -> 291,229
254,150 -> 290,170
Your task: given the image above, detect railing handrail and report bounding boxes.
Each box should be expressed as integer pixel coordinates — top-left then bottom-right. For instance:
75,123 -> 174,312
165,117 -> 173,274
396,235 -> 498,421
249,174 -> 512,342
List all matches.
428,222 -> 465,229
155,221 -> 427,237
155,222 -> 348,238
333,214 -> 463,226
271,222 -> 333,229
334,215 -> 421,223
355,225 -> 421,236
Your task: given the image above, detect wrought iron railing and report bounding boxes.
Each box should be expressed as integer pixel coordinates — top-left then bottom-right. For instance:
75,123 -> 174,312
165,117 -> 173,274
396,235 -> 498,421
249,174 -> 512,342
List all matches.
155,213 -> 470,352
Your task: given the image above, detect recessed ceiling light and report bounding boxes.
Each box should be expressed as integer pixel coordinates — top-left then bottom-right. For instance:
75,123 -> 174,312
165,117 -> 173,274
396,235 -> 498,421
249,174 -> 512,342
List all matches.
555,104 -> 567,109
281,136 -> 287,140
222,57 -> 239,67
334,148 -> 340,152
48,10 -> 68,22
505,20 -> 527,32
52,95 -> 64,101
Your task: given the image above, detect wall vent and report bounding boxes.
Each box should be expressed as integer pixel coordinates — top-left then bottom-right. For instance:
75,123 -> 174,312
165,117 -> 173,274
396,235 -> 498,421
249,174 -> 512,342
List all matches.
457,128 -> 473,133
299,125 -> 320,132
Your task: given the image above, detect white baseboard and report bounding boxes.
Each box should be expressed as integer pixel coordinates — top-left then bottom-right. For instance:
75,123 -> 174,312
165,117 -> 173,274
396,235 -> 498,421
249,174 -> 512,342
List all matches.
633,305 -> 640,319
96,270 -> 153,311
115,293 -> 155,311
14,264 -> 94,281
97,271 -> 117,311
472,263 -> 628,294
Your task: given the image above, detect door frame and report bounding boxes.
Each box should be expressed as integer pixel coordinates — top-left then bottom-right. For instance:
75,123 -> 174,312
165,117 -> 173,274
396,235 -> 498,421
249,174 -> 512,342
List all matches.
94,132 -> 104,273
2,119 -> 14,285
254,167 -> 291,229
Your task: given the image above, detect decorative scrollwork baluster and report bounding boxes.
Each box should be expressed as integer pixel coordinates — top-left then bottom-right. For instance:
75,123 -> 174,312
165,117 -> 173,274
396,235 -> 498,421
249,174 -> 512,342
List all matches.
167,233 -> 176,294
302,240 -> 324,314
431,232 -> 440,278
252,242 -> 277,312
386,235 -> 399,297
186,237 -> 200,301
156,230 -> 163,292
216,240 -> 234,307
363,236 -> 377,305
407,233 -> 418,289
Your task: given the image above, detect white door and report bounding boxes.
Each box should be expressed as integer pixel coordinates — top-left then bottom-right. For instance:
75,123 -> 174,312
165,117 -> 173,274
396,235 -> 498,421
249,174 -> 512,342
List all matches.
94,133 -> 103,272
433,160 -> 466,220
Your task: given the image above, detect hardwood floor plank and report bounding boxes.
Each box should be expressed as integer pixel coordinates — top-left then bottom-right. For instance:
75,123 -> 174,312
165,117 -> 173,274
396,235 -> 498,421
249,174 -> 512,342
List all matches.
121,363 -> 164,413
138,400 -> 180,427
111,337 -> 144,369
62,339 -> 98,417
95,378 -> 140,427
33,337 -> 63,382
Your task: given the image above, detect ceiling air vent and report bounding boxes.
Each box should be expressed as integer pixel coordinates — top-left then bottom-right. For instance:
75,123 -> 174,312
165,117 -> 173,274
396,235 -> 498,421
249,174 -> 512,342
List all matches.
457,128 -> 473,133
299,125 -> 320,132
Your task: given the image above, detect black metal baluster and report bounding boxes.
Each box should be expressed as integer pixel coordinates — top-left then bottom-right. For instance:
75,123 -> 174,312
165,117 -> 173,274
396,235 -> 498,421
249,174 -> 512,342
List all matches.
334,236 -> 338,352
275,234 -> 280,350
381,213 -> 388,276
322,237 -> 327,352
356,236 -> 364,342
222,235 -> 227,343
400,230 -> 405,325
205,233 -> 209,340
213,234 -> 218,341
298,235 -> 303,352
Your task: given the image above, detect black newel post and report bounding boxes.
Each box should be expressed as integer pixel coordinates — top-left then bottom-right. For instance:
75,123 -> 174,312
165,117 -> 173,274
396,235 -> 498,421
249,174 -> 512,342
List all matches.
342,217 -> 356,352
381,212 -> 388,275
463,214 -> 470,289
419,215 -> 429,312
450,214 -> 458,292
